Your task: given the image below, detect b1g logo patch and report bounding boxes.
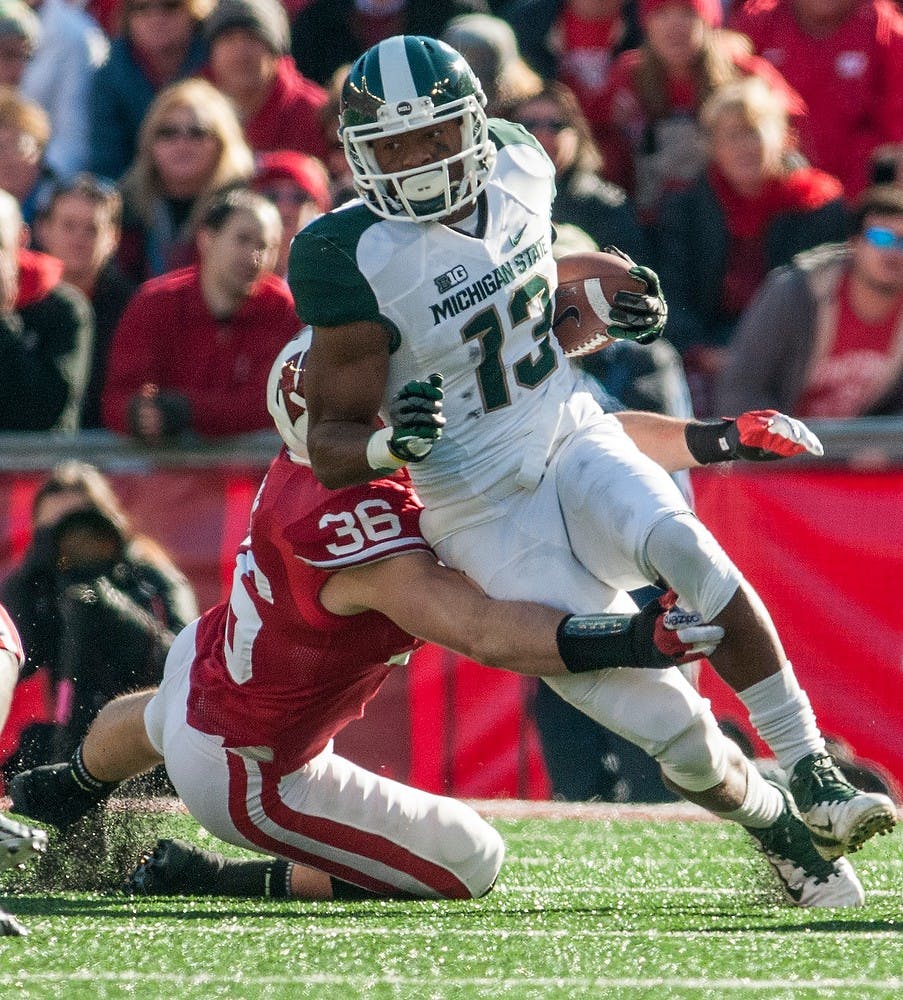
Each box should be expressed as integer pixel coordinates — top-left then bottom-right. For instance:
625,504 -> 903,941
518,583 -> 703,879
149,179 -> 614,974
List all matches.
435,264 -> 468,293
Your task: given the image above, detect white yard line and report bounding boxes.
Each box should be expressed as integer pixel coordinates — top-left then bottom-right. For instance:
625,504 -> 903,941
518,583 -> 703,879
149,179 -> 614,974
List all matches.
1,971 -> 901,991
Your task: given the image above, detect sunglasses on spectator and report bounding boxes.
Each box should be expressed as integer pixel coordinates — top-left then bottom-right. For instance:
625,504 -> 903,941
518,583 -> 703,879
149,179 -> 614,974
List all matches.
259,188 -> 315,207
517,117 -> 570,134
154,123 -> 213,142
129,0 -> 183,13
863,226 -> 903,250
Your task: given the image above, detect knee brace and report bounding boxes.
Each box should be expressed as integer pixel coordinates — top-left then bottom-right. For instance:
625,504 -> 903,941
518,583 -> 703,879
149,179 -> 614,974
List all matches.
643,512 -> 743,622
656,710 -> 729,793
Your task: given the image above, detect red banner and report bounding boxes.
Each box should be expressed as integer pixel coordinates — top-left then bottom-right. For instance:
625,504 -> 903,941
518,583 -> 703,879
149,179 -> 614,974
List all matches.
692,465 -> 903,797
2,465 -> 900,798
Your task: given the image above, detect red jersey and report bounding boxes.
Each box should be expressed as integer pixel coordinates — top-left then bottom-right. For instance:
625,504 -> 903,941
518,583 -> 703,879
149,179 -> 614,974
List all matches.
795,274 -> 903,416
0,602 -> 24,669
101,266 -> 301,436
186,449 -> 431,773
729,0 -> 903,197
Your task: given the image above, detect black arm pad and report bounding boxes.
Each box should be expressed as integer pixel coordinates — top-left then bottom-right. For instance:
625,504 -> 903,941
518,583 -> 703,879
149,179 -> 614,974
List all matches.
556,613 -> 638,672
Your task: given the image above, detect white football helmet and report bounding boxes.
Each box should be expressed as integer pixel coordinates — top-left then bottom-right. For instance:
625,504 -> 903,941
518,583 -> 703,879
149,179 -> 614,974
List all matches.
267,327 -> 313,463
339,34 -> 496,223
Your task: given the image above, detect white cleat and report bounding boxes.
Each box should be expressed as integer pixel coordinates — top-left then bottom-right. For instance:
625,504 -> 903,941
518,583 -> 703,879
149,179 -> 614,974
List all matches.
746,783 -> 865,908
0,812 -> 48,873
789,753 -> 897,861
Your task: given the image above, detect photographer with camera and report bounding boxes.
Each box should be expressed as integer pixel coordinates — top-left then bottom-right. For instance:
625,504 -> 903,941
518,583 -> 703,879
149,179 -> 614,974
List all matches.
0,462 -> 198,774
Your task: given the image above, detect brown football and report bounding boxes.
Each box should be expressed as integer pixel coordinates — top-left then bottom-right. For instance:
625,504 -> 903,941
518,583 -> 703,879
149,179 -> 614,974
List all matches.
552,250 -> 647,358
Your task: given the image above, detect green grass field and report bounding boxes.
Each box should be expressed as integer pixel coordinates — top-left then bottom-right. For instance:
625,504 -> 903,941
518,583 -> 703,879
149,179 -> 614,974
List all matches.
1,801 -> 900,1000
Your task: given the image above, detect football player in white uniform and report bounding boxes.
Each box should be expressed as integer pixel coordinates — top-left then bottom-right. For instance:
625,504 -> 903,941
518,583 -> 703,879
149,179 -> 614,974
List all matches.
0,603 -> 48,936
291,35 -> 895,896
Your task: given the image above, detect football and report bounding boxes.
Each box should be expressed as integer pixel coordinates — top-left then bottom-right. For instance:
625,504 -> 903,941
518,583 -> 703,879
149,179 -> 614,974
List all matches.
552,250 -> 647,358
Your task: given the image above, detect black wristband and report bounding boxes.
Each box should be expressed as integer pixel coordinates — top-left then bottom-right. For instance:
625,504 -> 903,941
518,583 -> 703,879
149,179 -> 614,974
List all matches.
684,419 -> 736,465
556,613 -> 638,672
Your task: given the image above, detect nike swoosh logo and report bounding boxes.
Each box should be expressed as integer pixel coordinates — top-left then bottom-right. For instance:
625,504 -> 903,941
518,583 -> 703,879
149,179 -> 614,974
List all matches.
509,225 -> 527,248
807,819 -> 834,834
786,883 -> 804,902
552,306 -> 580,330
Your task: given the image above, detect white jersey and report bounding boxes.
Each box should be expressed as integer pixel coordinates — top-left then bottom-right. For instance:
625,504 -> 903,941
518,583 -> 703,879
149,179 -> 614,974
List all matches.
290,122 -> 582,524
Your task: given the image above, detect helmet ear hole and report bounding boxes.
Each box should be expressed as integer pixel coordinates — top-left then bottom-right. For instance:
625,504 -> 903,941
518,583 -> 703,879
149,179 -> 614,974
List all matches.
268,327 -> 313,462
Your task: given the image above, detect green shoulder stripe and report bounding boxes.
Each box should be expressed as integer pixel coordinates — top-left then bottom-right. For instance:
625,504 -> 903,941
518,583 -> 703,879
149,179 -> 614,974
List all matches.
488,118 -> 544,155
287,203 -> 384,328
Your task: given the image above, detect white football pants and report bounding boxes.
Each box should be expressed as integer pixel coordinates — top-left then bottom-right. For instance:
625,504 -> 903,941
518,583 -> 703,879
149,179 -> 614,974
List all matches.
424,407 -> 740,791
145,621 -> 505,899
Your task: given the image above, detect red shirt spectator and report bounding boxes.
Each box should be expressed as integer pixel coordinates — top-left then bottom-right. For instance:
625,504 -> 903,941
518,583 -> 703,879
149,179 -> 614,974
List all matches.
239,54 -> 329,159
203,0 -> 329,161
729,0 -> 903,198
102,188 -> 299,440
555,0 -> 637,120
591,0 -> 805,220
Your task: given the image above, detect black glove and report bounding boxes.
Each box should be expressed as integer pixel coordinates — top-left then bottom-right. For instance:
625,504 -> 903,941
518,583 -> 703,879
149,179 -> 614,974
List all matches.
602,246 -> 668,345
387,374 -> 445,464
127,388 -> 192,442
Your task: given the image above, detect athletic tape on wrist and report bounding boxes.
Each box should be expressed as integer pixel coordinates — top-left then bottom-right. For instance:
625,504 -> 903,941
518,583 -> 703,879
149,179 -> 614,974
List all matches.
366,427 -> 406,472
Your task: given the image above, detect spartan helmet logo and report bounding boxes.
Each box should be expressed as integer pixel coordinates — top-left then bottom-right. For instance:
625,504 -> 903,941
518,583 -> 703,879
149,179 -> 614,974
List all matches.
278,351 -> 307,424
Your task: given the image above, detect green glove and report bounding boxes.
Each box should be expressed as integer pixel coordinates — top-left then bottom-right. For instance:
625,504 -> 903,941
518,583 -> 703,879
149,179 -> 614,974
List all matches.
601,247 -> 668,345
387,373 -> 445,463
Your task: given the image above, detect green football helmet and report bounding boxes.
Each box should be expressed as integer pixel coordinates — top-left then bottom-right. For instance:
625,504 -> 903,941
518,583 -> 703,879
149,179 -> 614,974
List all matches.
340,34 -> 495,222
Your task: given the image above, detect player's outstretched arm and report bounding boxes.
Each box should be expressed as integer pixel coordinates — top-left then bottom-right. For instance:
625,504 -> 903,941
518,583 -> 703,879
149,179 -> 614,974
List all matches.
615,409 -> 823,473
321,552 -> 723,675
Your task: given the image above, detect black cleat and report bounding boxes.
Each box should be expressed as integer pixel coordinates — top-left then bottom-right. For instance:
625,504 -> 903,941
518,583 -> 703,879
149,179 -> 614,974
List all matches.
9,764 -> 106,832
126,839 -> 230,896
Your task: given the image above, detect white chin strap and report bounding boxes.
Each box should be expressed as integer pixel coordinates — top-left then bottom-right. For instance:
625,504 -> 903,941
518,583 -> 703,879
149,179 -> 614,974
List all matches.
400,168 -> 446,204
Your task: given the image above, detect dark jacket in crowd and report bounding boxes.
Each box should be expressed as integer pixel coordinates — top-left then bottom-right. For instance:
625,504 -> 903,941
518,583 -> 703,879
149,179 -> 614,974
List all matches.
89,30 -> 209,182
290,0 -> 482,86
80,261 -> 139,430
655,167 -> 850,356
553,165 -> 651,263
0,507 -> 198,766
0,250 -> 94,432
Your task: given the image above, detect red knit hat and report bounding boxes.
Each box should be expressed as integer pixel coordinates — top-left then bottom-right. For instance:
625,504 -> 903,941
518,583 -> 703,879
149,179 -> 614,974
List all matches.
252,151 -> 332,213
639,0 -> 723,27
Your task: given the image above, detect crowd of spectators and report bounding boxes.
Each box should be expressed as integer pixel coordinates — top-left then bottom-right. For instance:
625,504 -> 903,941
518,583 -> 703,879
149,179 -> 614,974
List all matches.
0,0 -> 902,801
0,0 -> 897,436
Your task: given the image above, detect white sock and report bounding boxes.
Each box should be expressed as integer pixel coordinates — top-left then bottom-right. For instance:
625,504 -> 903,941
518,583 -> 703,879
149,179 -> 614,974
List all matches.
713,760 -> 785,829
738,662 -> 826,775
